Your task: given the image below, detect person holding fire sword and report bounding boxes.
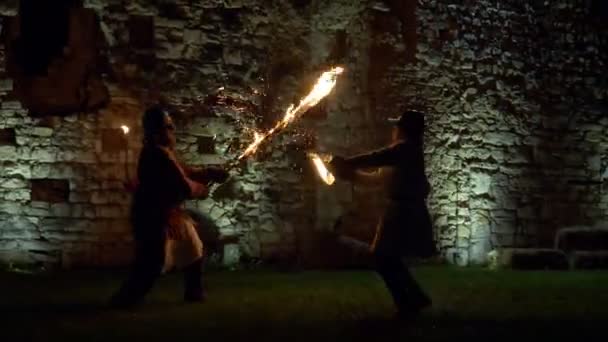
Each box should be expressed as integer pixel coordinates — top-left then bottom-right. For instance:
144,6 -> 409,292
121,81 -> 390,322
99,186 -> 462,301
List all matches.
109,105 -> 229,309
328,109 -> 437,319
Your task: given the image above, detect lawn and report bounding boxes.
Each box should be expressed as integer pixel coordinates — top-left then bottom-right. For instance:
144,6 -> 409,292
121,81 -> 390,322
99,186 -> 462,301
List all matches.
1,265 -> 608,341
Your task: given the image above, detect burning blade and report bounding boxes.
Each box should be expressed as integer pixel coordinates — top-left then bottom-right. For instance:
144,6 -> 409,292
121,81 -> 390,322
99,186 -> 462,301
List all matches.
237,67 -> 344,160
308,152 -> 335,186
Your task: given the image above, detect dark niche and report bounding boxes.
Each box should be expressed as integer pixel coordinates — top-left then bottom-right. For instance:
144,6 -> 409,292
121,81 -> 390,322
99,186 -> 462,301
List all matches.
2,0 -> 109,116
31,179 -> 70,203
0,128 -> 16,145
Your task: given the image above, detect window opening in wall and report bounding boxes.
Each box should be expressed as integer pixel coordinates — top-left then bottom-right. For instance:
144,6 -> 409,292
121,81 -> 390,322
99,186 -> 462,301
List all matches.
3,0 -> 109,116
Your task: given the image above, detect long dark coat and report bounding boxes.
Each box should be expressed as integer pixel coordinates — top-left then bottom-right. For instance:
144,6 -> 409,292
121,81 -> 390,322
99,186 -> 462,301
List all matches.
343,140 -> 436,258
131,145 -> 207,240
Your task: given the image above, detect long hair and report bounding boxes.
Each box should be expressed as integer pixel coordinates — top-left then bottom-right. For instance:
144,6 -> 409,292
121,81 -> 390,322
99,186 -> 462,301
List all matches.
399,110 -> 425,146
142,106 -> 167,145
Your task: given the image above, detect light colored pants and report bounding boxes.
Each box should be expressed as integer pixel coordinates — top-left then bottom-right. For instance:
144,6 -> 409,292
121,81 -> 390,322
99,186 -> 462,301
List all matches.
163,211 -> 204,273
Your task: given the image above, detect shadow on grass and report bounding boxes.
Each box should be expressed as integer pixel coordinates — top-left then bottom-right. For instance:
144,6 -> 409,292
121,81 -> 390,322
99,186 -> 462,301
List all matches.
348,314 -> 608,341
2,268 -> 608,341
3,303 -> 607,341
4,301 -> 105,315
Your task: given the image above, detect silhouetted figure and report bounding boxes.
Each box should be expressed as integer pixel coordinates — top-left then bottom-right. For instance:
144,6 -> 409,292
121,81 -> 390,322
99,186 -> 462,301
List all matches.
110,106 -> 228,309
329,110 -> 436,318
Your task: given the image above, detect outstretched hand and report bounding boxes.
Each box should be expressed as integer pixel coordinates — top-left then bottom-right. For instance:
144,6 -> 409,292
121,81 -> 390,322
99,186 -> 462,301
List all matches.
189,166 -> 230,185
205,166 -> 230,184
328,156 -> 354,181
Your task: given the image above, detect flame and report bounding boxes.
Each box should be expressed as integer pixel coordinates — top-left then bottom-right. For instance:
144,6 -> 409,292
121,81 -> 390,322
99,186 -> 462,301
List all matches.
238,67 -> 344,160
308,152 -> 335,185
239,131 -> 266,159
120,125 -> 130,135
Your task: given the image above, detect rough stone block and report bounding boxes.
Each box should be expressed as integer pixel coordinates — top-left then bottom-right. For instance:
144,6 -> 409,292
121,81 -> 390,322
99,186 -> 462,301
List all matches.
0,146 -> 17,160
69,191 -> 90,203
56,150 -> 96,163
90,191 -> 128,205
471,171 -> 492,195
184,29 -> 202,44
1,101 -> 22,110
96,205 -> 125,218
484,132 -> 519,146
223,243 -> 240,266
31,127 -> 54,137
102,129 -> 128,153
259,231 -> 281,244
1,162 -> 31,178
0,78 -> 14,92
19,240 -> 59,252
29,148 -> 56,162
0,250 -> 34,265
200,154 -> 225,165
555,227 -> 608,252
223,47 -> 242,65
1,177 -> 27,189
50,203 -> 72,217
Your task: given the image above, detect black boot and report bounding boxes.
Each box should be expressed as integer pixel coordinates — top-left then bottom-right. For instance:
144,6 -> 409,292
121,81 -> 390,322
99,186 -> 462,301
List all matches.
183,258 -> 206,302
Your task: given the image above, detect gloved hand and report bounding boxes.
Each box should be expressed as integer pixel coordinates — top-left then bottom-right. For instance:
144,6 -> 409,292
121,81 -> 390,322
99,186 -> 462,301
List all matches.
205,166 -> 230,184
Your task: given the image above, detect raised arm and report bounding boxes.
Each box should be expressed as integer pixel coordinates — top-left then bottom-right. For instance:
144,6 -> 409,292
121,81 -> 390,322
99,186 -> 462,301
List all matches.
158,147 -> 208,199
352,168 -> 389,186
184,165 -> 230,185
329,143 -> 405,182
344,143 -> 403,169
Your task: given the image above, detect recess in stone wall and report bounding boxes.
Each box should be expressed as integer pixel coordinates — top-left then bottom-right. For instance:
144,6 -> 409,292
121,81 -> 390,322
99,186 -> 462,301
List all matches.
31,179 -> 70,203
290,0 -> 312,9
128,15 -> 155,49
379,0 -> 417,62
590,0 -> 608,26
2,1 -> 109,116
202,42 -> 223,62
326,30 -> 348,65
101,129 -> 127,153
0,128 -> 16,145
158,1 -> 189,20
219,8 -> 242,30
197,136 -> 216,154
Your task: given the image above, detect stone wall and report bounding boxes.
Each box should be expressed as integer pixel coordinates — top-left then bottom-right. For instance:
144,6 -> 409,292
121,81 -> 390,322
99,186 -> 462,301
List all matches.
365,0 -> 608,265
0,0 -> 607,268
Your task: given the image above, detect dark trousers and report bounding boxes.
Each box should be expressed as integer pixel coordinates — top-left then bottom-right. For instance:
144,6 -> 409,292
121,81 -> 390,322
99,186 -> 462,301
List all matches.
374,252 -> 430,312
110,233 -> 204,307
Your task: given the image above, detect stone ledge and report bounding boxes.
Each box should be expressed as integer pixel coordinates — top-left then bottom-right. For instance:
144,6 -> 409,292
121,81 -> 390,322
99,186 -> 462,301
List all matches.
569,251 -> 608,270
488,248 -> 569,270
555,227 -> 608,252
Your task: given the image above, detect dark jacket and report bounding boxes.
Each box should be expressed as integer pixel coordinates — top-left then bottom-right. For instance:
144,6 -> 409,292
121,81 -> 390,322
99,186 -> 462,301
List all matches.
343,140 -> 436,258
131,145 -> 207,240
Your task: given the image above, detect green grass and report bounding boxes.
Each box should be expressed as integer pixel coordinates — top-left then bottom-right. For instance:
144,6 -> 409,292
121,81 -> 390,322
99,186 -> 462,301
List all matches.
2,266 -> 608,341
